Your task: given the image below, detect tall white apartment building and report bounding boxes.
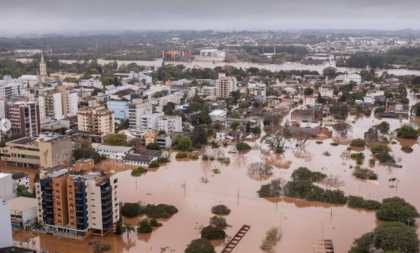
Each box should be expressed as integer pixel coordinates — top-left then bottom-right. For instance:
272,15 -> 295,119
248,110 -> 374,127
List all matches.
38,90 -> 64,121
140,112 -> 164,131
216,73 -> 237,98
129,99 -> 153,131
158,116 -> 182,133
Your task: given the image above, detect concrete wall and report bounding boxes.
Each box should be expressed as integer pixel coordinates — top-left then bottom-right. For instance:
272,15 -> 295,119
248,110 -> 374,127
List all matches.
0,174 -> 17,201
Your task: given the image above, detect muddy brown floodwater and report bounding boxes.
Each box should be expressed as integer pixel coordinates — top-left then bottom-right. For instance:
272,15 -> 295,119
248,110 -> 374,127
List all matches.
8,95 -> 420,253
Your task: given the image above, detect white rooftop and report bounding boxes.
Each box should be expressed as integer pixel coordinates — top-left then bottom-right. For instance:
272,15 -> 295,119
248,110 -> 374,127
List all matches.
6,197 -> 38,212
0,173 -> 11,180
92,143 -> 133,153
209,110 -> 226,116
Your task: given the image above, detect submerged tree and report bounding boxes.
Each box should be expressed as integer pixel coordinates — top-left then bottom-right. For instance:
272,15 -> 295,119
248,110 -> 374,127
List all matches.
261,127 -> 291,153
332,122 -> 353,138
247,162 -> 274,180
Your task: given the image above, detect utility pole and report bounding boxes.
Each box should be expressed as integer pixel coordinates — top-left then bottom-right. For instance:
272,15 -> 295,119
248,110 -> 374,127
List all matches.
330,207 -> 333,222
237,188 -> 239,204
321,218 -> 324,239
184,181 -> 186,197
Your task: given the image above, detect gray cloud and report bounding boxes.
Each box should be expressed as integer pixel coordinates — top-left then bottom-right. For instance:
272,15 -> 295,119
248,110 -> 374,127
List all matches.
0,0 -> 419,34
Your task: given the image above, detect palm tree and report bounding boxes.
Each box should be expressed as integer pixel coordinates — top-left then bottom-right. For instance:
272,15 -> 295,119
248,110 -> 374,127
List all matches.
121,223 -> 135,242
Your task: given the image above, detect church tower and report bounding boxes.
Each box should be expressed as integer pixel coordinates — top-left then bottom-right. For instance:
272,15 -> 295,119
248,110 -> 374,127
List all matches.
39,53 -> 48,84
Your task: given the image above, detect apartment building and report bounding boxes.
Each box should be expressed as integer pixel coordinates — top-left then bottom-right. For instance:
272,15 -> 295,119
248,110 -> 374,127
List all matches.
216,73 -> 237,98
247,81 -> 267,102
158,115 -> 182,133
57,86 -> 79,118
8,101 -> 41,137
36,159 -> 119,239
128,100 -> 153,131
0,198 -> 13,247
140,112 -> 164,131
106,100 -> 131,120
77,106 -> 115,139
1,134 -> 72,169
38,90 -> 64,121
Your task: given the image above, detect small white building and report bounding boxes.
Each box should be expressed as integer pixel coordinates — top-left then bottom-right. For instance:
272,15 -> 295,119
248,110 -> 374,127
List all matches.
304,96 -> 317,106
215,132 -> 226,141
92,144 -> 134,160
6,197 -> 38,229
247,81 -> 267,102
140,112 -> 164,130
156,135 -> 172,148
0,173 -> 17,202
318,88 -> 334,98
158,115 -> 182,133
9,172 -> 30,190
80,79 -> 103,89
209,110 -> 227,122
0,198 -> 13,248
335,74 -> 361,85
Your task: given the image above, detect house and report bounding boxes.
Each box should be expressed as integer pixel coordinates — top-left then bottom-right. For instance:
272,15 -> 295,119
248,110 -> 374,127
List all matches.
144,131 -> 159,146
287,127 -> 321,136
291,109 -> 317,123
301,59 -> 326,65
247,81 -> 267,102
110,89 -> 136,100
220,117 -> 261,130
209,110 -> 227,122
228,130 -> 243,141
215,132 -> 226,141
123,149 -> 168,167
318,88 -> 334,98
322,116 -> 336,127
304,96 -> 317,106
91,144 -> 134,160
335,74 -> 361,85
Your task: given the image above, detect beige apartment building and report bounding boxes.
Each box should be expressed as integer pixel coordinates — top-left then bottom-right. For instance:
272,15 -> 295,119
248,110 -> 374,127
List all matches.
216,73 -> 237,98
0,134 -> 72,169
36,159 -> 119,239
77,106 -> 115,139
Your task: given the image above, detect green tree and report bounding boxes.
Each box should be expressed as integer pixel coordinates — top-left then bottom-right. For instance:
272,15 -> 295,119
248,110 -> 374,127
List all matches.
230,91 -> 241,103
174,135 -> 193,151
105,133 -> 127,146
121,223 -> 135,242
349,222 -> 419,253
191,125 -> 208,148
163,102 -> 176,115
148,160 -> 160,168
185,239 -> 215,253
121,203 -> 142,218
350,138 -> 366,147
376,197 -> 419,225
137,219 -> 153,234
304,87 -> 314,96
146,143 -> 161,150
201,225 -> 226,240
230,122 -> 240,130
397,125 -> 418,139
323,67 -> 338,78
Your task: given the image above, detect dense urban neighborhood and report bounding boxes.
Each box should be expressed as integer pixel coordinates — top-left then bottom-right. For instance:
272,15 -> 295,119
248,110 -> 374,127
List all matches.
1,30 -> 420,253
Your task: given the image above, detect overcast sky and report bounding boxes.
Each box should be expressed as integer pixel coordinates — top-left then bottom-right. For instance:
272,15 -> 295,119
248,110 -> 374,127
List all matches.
1,0 -> 419,34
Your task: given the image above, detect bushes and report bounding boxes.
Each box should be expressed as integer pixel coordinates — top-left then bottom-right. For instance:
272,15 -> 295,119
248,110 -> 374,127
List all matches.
291,167 -> 326,182
176,152 -> 188,158
189,154 -> 199,160
348,196 -> 381,210
209,216 -> 228,229
121,203 -> 142,218
185,239 -> 215,253
236,142 -> 251,151
257,179 -> 284,197
402,146 -> 413,153
350,138 -> 366,147
137,219 -> 153,234
202,154 -> 209,160
353,168 -> 378,180
150,219 -> 162,227
148,160 -> 160,168
121,203 -> 178,219
397,125 -> 419,139
143,204 -> 179,219
376,197 -> 419,225
260,227 -> 281,250
201,225 -> 226,240
322,151 -> 331,156
211,205 -> 231,215
350,152 -> 365,164
157,157 -> 170,163
371,145 -> 395,163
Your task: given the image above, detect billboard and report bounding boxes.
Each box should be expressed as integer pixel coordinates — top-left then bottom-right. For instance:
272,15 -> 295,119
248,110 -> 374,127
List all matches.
163,50 -> 192,61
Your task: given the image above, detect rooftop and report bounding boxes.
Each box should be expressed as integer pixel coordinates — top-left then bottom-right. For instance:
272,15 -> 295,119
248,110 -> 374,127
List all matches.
0,247 -> 33,253
6,197 -> 38,212
91,143 -> 134,153
10,172 -> 28,180
123,154 -> 154,163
